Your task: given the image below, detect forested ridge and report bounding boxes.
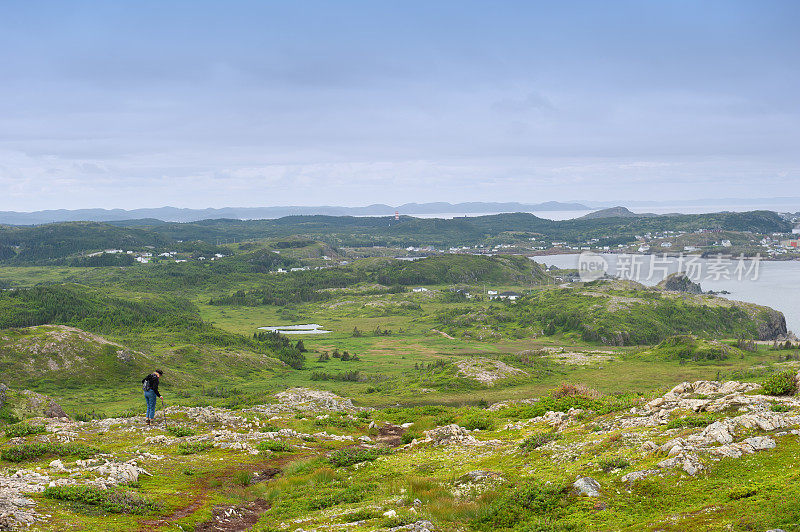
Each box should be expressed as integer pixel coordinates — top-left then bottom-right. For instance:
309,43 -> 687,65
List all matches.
0,285 -> 305,368
0,211 -> 791,264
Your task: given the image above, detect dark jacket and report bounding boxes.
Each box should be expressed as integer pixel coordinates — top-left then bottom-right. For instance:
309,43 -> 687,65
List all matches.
142,373 -> 161,397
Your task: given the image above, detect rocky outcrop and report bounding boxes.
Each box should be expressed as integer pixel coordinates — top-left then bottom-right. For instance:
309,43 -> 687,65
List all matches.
423,424 -> 477,446
456,357 -> 525,385
657,272 -> 702,294
0,387 -> 67,421
756,309 -> 788,340
616,379 -> 800,482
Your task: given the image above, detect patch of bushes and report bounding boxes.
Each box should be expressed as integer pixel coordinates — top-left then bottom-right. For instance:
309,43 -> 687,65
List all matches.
177,441 -> 214,455
550,383 -> 600,399
653,335 -> 733,362
313,415 -> 360,429
771,403 -> 791,412
0,409 -> 21,424
43,485 -> 160,514
72,411 -> 105,422
473,479 -> 570,529
310,371 -> 362,382
728,482 -> 762,500
329,447 -> 390,467
460,412 -> 494,431
4,423 -> 47,438
401,431 -> 421,445
520,432 -> 560,452
165,426 -> 195,438
257,440 -> 292,453
597,456 -> 629,472
234,472 -> 252,486
762,370 -> 798,396
343,508 -> 381,522
308,483 -> 377,510
259,423 -> 280,432
1,442 -> 98,463
665,415 -> 716,430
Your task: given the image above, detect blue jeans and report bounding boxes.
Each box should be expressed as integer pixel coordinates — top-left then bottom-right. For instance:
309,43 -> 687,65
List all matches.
144,390 -> 158,419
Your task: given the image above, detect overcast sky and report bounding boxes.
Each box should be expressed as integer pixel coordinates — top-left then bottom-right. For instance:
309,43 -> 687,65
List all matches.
0,1 -> 798,211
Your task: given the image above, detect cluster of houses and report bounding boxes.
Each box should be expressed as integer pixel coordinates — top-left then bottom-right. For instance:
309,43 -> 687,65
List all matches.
86,248 -> 228,264
412,286 -> 521,301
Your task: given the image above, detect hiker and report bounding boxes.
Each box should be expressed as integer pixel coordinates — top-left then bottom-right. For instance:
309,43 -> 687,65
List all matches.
142,370 -> 164,425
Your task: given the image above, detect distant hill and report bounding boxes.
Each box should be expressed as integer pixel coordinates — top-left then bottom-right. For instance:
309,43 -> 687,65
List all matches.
0,210 -> 792,264
0,202 -> 589,225
579,206 -> 659,219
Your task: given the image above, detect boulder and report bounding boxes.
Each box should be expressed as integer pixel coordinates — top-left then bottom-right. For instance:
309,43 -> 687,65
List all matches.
424,424 -> 477,446
573,476 -> 602,497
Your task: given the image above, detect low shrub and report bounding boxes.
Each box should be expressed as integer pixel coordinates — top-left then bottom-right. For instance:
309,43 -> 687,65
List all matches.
461,413 -> 494,431
433,413 -> 457,426
401,431 -> 421,445
343,508 -> 381,522
771,403 -> 791,412
259,423 -> 279,432
762,370 -> 798,396
728,483 -> 762,500
665,415 -> 715,430
520,432 -> 560,452
329,447 -> 390,467
308,483 -> 377,510
598,456 -> 629,472
257,440 -> 293,453
1,443 -> 98,463
72,411 -> 105,422
4,423 -> 47,438
551,383 -> 600,400
473,479 -> 569,529
313,416 -> 360,429
0,409 -> 21,424
177,441 -> 214,455
165,426 -> 195,438
43,485 -> 160,514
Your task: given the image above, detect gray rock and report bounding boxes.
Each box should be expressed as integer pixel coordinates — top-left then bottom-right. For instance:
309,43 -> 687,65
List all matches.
389,521 -> 435,532
742,436 -> 776,451
573,476 -> 602,497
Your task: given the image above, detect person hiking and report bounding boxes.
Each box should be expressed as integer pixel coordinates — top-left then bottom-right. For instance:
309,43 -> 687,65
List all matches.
142,370 -> 164,425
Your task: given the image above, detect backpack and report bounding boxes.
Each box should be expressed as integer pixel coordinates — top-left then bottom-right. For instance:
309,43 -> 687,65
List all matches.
142,375 -> 152,392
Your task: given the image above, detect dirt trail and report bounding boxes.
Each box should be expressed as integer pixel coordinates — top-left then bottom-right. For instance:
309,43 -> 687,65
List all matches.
137,454 -> 300,531
431,329 -> 455,340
